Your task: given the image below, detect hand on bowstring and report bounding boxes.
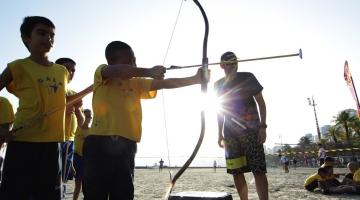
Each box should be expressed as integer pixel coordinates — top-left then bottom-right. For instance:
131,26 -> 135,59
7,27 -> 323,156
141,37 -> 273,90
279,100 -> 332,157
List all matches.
150,65 -> 166,80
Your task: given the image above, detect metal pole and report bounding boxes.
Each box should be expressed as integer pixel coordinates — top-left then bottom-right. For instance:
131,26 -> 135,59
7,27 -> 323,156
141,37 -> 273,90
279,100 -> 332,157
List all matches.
308,97 -> 321,141
168,49 -> 302,70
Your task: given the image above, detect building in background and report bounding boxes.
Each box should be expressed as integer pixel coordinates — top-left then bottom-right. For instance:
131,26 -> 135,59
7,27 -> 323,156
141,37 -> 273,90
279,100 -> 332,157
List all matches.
320,125 -> 331,140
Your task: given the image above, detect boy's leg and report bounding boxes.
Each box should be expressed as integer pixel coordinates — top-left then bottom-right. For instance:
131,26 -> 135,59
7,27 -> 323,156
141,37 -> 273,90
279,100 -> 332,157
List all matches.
254,172 -> 268,200
82,136 -> 110,200
61,141 -> 74,197
233,173 -> 248,200
72,153 -> 83,200
32,143 -> 62,200
0,142 -> 61,200
108,136 -> 136,200
0,142 -> 30,199
73,179 -> 82,200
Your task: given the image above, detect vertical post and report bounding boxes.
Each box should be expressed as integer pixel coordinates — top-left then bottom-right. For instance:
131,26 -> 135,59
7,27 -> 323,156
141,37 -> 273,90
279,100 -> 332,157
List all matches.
308,97 -> 321,141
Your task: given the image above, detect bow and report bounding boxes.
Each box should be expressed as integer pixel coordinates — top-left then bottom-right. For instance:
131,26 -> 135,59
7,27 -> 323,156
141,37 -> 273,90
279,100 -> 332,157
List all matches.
165,0 -> 209,198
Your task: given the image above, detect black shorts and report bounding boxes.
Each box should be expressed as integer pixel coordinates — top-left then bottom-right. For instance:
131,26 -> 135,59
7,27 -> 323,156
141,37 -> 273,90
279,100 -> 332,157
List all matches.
82,135 -> 137,200
0,141 -> 61,200
224,129 -> 267,174
73,153 -> 83,180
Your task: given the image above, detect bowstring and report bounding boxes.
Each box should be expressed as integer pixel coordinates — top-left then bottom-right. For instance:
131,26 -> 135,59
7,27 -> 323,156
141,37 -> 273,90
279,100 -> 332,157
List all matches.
160,0 -> 186,181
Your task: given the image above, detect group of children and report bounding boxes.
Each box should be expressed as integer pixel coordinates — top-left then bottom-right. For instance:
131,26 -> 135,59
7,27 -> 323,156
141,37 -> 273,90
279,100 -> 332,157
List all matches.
304,156 -> 360,195
0,15 -> 209,199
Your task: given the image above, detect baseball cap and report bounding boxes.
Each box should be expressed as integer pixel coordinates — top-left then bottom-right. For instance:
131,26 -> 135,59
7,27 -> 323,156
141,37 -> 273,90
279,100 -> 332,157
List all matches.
221,51 -> 238,64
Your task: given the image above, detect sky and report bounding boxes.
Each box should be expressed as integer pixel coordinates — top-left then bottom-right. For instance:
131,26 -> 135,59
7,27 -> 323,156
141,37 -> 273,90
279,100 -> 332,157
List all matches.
1,0 -> 360,167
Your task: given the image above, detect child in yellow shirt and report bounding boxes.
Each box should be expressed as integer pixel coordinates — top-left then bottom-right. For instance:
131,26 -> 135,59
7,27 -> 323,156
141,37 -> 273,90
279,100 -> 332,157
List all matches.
83,40 -> 209,199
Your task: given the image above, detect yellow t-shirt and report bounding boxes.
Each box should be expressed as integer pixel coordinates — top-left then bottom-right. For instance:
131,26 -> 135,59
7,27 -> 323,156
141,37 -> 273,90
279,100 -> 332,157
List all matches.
354,168 -> 360,183
90,64 -> 156,142
6,58 -> 69,142
64,89 -> 78,141
0,96 -> 15,124
74,126 -> 89,156
304,173 -> 325,187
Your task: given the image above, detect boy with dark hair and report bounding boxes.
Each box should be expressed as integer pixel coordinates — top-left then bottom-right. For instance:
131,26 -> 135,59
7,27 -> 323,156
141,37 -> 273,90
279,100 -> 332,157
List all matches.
55,57 -> 84,197
82,40 -> 208,199
0,16 -> 67,199
304,166 -> 330,191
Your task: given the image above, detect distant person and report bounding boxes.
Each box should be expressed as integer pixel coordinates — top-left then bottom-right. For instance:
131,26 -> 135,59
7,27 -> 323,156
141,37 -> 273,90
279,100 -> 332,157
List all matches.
72,109 -> 92,200
280,155 -> 289,173
303,154 -> 308,167
55,57 -> 84,198
82,41 -> 209,199
318,143 -> 326,166
159,158 -> 164,172
292,157 -> 297,170
215,51 -> 268,200
0,16 -> 87,199
213,160 -> 217,173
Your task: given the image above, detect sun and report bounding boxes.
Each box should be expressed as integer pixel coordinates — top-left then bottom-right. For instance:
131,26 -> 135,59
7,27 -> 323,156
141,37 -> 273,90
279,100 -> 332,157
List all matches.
200,90 -> 223,115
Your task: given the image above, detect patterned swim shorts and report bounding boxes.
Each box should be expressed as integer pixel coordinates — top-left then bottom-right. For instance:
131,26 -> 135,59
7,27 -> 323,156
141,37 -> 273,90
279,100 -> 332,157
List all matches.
224,129 -> 267,174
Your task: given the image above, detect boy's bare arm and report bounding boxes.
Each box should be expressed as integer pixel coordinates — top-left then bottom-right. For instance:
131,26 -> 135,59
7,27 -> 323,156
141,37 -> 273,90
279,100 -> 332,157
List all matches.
101,65 -> 165,80
150,67 -> 208,90
74,103 -> 85,126
0,123 -> 13,144
66,85 -> 93,106
0,66 -> 13,92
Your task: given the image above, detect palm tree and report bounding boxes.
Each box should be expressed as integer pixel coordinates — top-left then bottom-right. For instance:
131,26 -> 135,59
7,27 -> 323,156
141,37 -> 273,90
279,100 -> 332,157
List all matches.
349,117 -> 360,138
298,136 -> 311,149
328,125 -> 340,143
334,109 -> 358,159
334,110 -> 355,144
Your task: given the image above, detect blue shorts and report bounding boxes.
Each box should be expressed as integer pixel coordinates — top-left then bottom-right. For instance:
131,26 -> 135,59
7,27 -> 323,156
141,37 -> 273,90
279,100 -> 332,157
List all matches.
61,141 -> 74,181
73,153 -> 83,180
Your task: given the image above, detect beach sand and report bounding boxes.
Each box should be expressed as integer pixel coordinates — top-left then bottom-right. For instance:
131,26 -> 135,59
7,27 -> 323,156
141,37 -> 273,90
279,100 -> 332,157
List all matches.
63,167 -> 359,200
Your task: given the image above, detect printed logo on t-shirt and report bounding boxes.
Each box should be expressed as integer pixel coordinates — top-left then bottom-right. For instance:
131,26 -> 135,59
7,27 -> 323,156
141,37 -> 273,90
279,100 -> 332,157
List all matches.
37,76 -> 64,94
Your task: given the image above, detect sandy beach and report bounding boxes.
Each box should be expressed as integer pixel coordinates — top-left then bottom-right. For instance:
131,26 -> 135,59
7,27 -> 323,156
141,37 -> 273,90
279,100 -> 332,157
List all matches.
63,167 -> 359,200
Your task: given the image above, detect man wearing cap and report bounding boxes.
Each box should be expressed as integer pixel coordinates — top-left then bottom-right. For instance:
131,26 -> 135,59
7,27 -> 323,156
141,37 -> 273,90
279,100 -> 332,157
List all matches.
214,51 -> 268,200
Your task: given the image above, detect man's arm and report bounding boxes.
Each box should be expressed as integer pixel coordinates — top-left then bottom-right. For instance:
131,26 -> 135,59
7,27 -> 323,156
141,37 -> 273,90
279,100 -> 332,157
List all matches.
254,92 -> 267,144
101,65 -> 165,80
217,112 -> 225,148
